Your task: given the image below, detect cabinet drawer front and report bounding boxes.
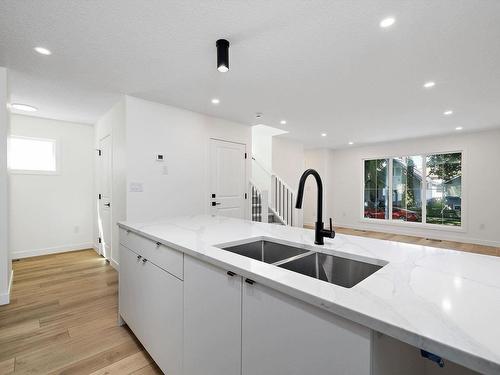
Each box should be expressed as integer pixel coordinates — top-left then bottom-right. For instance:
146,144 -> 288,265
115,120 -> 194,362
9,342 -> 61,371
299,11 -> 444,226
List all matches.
118,245 -> 142,337
119,228 -> 183,279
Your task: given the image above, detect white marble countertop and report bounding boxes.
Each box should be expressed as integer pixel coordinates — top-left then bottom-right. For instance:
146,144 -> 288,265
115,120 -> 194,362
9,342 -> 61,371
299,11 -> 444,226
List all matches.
118,215 -> 500,375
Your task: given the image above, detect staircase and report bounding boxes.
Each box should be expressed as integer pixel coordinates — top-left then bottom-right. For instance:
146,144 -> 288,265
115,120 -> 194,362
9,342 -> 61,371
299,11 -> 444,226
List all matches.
250,158 -> 299,226
251,184 -> 282,224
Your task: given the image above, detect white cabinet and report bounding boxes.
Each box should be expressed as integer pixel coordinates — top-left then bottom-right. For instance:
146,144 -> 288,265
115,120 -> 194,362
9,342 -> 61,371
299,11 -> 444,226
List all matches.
241,281 -> 372,375
183,256 -> 242,375
118,244 -> 142,336
119,245 -> 183,375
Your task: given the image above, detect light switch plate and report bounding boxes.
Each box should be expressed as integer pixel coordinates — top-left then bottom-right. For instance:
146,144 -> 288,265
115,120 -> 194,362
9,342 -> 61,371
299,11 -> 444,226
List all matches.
129,182 -> 143,192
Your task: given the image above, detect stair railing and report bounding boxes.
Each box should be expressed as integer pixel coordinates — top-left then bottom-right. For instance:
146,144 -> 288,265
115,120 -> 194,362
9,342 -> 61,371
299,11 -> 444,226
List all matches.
251,157 -> 298,226
270,174 -> 296,226
249,181 -> 268,223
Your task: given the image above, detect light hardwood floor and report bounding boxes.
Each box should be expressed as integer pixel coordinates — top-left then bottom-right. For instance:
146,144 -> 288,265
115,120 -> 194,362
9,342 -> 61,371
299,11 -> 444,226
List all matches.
0,249 -> 163,375
334,226 -> 500,257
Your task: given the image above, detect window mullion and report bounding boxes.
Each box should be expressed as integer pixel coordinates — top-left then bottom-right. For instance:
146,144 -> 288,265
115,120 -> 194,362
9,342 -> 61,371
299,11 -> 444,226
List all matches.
422,153 -> 427,224
388,158 -> 393,222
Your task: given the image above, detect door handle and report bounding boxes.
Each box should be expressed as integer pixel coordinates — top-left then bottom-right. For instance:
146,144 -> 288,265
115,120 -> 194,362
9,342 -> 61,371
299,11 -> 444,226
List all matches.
104,202 -> 111,207
211,202 -> 221,206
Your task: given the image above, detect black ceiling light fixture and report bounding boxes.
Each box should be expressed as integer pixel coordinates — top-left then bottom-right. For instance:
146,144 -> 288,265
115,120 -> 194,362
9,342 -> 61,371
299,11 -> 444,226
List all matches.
216,39 -> 230,72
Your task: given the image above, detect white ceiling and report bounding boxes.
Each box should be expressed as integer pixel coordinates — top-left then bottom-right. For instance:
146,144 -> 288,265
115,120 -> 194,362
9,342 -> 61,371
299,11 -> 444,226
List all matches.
1,0 -> 500,148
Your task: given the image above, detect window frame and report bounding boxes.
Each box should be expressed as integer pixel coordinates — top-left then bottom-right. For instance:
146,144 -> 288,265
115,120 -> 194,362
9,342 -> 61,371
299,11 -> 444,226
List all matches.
7,135 -> 60,175
360,150 -> 466,232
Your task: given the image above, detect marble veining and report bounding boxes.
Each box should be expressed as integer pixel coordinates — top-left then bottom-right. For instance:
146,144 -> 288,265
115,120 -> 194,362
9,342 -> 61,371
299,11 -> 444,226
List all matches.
118,215 -> 500,375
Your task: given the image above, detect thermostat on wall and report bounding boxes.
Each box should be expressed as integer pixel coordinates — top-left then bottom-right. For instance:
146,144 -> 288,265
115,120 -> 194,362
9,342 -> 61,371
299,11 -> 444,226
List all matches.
156,154 -> 164,161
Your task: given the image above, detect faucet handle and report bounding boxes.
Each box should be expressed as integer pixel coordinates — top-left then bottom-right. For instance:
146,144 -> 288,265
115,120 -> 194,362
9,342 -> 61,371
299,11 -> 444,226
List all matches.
328,218 -> 336,239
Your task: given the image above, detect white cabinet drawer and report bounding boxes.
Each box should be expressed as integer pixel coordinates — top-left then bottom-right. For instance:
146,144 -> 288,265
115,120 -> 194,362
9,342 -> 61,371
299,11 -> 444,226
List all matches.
119,227 -> 183,280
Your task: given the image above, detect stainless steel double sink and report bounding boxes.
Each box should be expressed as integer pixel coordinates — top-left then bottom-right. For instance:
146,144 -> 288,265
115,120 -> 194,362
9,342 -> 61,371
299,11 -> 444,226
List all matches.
219,239 -> 384,288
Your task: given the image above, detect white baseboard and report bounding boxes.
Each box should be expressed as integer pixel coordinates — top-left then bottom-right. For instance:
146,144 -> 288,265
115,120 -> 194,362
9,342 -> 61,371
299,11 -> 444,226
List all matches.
110,258 -> 119,271
334,222 -> 500,248
11,242 -> 95,259
0,270 -> 14,306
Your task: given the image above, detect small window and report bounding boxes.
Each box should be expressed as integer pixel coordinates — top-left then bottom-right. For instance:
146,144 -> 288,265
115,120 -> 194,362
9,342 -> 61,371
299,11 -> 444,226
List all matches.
8,136 -> 58,174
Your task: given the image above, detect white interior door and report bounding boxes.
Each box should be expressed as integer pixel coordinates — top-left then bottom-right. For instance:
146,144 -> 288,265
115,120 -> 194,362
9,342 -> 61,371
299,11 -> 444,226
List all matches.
209,139 -> 246,219
98,135 -> 112,259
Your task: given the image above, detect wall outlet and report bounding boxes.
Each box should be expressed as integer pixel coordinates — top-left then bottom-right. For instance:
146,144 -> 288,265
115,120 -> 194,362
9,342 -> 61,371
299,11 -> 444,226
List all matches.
130,182 -> 144,192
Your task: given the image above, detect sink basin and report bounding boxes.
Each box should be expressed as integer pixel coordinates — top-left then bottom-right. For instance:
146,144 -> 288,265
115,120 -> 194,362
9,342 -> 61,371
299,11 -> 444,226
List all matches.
278,252 -> 383,288
221,240 -> 309,264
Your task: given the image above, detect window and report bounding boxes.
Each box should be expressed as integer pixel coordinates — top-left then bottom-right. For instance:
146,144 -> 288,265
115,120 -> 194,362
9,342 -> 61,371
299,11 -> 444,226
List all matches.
363,152 -> 462,227
392,156 -> 423,223
8,136 -> 58,173
364,159 -> 389,220
425,153 -> 462,226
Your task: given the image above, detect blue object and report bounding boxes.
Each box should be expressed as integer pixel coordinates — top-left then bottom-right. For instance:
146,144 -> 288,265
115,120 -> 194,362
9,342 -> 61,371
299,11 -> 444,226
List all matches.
421,349 -> 445,368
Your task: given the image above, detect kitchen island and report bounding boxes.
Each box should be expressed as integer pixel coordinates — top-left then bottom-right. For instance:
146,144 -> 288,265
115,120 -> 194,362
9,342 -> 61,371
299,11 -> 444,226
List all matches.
118,215 -> 500,375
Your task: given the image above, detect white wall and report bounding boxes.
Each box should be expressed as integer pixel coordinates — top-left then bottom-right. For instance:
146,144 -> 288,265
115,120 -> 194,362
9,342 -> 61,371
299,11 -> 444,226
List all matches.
303,148 -> 331,227
94,98 -> 126,269
126,96 -> 251,223
252,126 -> 273,172
0,67 -> 11,305
8,115 -> 94,258
272,136 -> 305,191
311,129 -> 500,246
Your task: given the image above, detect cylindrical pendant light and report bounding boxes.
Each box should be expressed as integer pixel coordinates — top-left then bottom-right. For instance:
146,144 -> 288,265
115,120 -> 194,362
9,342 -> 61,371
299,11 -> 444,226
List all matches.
216,39 -> 230,72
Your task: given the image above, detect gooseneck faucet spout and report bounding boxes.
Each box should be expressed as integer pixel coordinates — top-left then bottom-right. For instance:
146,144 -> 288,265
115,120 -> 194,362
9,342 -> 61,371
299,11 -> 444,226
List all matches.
295,169 -> 335,245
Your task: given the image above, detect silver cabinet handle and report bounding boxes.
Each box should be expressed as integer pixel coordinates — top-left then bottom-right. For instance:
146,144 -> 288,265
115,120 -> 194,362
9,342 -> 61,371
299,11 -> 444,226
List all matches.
142,258 -> 148,263
137,255 -> 142,260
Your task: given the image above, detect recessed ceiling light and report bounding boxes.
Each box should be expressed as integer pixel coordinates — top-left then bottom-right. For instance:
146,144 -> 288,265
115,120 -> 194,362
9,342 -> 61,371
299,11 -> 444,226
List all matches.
10,103 -> 38,112
444,110 -> 453,116
423,81 -> 435,89
321,133 -> 327,137
348,141 -> 354,145
379,17 -> 396,28
280,120 -> 287,125
211,98 -> 220,105
34,46 -> 51,55
455,126 -> 463,131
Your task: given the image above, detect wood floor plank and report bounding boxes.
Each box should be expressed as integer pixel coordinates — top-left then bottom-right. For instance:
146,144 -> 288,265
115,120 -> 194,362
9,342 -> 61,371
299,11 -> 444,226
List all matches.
68,313 -> 118,338
47,339 -> 143,375
0,320 -> 39,341
0,326 -> 70,363
130,363 -> 163,375
0,358 -> 15,375
14,326 -> 134,374
87,351 -> 152,375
